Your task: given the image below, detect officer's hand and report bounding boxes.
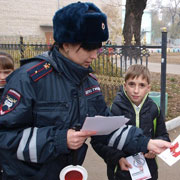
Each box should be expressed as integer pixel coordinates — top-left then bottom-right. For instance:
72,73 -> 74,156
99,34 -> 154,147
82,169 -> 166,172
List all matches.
119,157 -> 132,171
67,129 -> 96,150
147,139 -> 172,154
144,151 -> 156,159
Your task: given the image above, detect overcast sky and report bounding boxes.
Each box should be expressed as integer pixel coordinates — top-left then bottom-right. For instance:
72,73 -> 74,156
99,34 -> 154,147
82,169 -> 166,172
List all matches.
122,0 -> 169,8
59,0 -> 170,10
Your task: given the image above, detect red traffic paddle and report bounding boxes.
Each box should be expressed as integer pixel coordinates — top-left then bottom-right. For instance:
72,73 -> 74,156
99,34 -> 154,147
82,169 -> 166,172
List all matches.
59,165 -> 88,180
65,170 -> 83,180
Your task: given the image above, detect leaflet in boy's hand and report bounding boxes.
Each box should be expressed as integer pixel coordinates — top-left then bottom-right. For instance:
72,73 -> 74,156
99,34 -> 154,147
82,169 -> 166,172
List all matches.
126,152 -> 151,180
158,134 -> 180,166
81,116 -> 129,135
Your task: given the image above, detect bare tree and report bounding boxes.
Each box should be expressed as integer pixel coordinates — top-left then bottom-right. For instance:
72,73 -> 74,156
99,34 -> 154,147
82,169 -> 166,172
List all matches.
101,0 -> 148,45
166,0 -> 180,25
150,0 -> 180,41
101,3 -> 122,44
101,0 -> 123,44
123,0 -> 147,45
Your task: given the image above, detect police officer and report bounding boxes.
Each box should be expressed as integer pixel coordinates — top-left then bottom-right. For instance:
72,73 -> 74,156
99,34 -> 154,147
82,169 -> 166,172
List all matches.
0,2 -> 171,180
0,2 -> 109,179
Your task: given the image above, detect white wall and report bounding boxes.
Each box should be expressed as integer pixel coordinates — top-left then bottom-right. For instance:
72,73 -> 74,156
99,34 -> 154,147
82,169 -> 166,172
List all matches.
0,0 -> 57,38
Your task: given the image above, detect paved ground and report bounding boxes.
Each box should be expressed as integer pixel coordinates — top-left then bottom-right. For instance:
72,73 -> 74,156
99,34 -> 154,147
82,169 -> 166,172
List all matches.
147,62 -> 180,75
83,125 -> 180,180
117,61 -> 180,75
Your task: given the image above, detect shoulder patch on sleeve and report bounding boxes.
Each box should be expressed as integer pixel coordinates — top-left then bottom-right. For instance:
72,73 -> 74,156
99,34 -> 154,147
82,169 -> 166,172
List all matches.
27,60 -> 53,82
0,89 -> 21,115
89,73 -> 98,81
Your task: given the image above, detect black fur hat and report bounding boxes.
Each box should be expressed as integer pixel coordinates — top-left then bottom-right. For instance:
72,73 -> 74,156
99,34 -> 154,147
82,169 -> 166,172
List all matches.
53,2 -> 109,43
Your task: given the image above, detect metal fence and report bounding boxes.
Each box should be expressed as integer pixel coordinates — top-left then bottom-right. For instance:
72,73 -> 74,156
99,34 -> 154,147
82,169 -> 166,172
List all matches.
93,30 -> 167,118
0,31 -> 167,117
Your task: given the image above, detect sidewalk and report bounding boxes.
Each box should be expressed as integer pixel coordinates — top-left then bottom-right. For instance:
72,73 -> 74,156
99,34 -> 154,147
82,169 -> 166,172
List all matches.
147,62 -> 180,75
83,116 -> 180,180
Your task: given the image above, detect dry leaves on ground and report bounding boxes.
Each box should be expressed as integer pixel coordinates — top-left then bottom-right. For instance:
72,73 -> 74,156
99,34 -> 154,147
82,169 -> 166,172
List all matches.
151,73 -> 180,121
149,52 -> 180,121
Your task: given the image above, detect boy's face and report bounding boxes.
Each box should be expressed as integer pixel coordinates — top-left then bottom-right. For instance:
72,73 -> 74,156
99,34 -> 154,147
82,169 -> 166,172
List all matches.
124,75 -> 151,106
0,68 -> 13,87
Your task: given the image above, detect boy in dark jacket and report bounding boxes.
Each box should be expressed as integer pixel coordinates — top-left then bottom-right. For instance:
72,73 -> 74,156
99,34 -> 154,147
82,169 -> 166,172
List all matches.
91,64 -> 170,180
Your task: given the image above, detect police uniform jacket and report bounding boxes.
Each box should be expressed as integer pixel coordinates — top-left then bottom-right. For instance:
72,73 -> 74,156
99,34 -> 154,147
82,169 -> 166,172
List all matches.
0,47 -> 109,180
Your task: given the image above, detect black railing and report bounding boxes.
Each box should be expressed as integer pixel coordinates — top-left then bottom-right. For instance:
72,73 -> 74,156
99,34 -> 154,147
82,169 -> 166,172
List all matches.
0,31 -> 167,117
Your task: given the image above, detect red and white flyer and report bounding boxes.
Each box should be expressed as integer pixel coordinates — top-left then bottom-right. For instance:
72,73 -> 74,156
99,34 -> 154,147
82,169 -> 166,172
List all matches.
158,134 -> 180,166
126,152 -> 151,180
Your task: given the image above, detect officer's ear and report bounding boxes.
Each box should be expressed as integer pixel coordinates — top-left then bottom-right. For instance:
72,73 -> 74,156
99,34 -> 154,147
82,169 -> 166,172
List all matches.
62,43 -> 70,54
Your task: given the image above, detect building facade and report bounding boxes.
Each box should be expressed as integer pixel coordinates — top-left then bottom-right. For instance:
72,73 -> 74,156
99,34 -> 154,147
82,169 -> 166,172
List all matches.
0,0 -> 122,44
0,0 -> 57,43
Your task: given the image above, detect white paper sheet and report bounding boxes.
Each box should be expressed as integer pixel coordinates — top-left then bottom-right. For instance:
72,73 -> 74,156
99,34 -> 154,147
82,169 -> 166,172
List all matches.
81,116 -> 129,135
126,152 -> 151,180
158,134 -> 180,166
